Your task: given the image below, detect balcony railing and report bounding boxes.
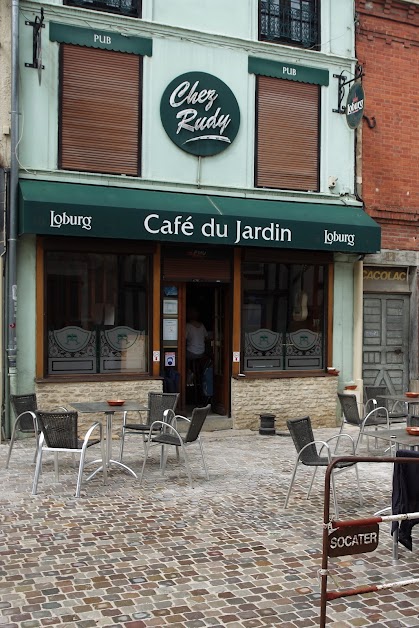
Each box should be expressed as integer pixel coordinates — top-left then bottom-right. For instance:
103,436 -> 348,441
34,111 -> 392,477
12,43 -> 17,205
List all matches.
64,0 -> 141,18
260,0 -> 319,50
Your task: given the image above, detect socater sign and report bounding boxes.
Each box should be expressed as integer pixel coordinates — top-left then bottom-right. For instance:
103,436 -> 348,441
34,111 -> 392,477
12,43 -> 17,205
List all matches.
160,71 -> 240,156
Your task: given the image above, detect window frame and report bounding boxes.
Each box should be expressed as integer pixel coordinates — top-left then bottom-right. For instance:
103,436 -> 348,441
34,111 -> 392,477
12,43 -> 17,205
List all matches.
255,76 -> 320,192
58,44 -> 143,177
258,0 -> 320,50
240,249 -> 333,377
36,237 -> 155,381
63,0 -> 142,18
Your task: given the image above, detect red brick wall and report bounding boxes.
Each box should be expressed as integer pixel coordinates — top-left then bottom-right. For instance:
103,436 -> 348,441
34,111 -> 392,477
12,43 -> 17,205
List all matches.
356,0 -> 419,251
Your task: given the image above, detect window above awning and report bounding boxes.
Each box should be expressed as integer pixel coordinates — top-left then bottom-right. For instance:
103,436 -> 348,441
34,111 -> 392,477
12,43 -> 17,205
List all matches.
19,179 -> 381,254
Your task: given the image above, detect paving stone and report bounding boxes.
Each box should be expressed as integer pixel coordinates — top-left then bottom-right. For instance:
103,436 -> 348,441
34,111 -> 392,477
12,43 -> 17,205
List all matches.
1,429 -> 418,626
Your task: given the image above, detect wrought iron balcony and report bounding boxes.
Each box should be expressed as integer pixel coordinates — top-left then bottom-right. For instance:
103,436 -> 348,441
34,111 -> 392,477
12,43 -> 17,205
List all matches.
64,0 -> 141,18
260,0 -> 319,50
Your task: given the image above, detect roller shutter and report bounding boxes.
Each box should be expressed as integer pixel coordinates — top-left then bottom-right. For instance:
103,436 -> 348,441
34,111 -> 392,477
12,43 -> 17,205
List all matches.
256,76 -> 319,192
60,45 -> 140,175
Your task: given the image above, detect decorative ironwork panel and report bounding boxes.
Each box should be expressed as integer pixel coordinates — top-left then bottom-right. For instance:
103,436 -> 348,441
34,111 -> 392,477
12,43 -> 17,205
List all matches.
64,0 -> 141,18
285,328 -> 323,369
260,0 -> 319,49
244,328 -> 284,371
100,326 -> 147,373
48,326 -> 96,374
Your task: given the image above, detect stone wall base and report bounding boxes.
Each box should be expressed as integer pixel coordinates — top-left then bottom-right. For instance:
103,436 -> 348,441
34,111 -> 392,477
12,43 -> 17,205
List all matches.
35,380 -> 162,437
231,377 -> 339,430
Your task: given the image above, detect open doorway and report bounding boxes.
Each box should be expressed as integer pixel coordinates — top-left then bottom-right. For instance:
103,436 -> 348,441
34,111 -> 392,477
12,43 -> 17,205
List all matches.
185,283 -> 230,415
161,281 -> 230,415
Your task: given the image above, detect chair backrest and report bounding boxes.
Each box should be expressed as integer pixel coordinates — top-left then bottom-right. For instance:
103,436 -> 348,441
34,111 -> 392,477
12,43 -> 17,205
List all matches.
286,416 -> 320,465
36,411 -> 79,449
364,386 -> 387,409
337,393 -> 361,426
147,392 -> 179,426
10,394 -> 38,432
185,404 -> 211,443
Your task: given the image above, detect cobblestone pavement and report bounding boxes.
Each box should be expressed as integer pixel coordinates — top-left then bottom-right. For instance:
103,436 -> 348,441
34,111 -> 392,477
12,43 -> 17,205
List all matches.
1,424 -> 419,628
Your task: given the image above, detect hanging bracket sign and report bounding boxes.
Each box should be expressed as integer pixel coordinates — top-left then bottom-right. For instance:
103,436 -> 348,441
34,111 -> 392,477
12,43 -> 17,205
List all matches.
346,82 -> 365,129
160,71 -> 240,157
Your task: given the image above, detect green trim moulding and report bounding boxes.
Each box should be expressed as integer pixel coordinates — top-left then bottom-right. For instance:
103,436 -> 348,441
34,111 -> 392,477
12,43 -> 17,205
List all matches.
19,179 -> 380,253
248,56 -> 329,86
49,22 -> 153,56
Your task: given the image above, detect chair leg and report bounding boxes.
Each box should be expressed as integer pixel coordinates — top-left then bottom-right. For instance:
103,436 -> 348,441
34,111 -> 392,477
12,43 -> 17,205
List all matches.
33,432 -> 40,464
180,443 -> 193,488
198,438 -> 209,480
5,421 -> 19,469
101,437 -> 107,486
54,453 -> 59,482
119,427 -> 125,462
284,460 -> 299,508
31,444 -> 43,495
138,437 -> 152,486
330,471 -> 339,519
75,452 -> 86,498
354,464 -> 363,507
334,421 -> 345,453
307,466 -> 318,499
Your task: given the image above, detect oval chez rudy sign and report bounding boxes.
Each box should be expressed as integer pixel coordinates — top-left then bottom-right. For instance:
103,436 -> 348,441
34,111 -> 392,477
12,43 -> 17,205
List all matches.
160,71 -> 240,156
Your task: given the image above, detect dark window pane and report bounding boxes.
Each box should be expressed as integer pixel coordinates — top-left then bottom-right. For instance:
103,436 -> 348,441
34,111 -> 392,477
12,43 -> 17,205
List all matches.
63,0 -> 141,18
242,262 -> 325,371
260,0 -> 319,49
46,251 -> 149,375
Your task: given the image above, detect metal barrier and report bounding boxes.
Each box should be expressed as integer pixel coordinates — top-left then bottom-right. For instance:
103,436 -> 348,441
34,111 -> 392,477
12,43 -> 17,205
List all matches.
320,455 -> 419,627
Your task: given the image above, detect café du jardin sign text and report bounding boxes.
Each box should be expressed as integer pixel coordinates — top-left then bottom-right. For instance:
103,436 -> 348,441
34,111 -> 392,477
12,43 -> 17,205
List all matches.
160,71 -> 240,156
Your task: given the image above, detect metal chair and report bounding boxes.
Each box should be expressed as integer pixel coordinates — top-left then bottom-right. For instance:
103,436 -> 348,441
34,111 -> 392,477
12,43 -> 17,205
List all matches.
139,404 -> 211,488
32,410 -> 106,498
6,394 -> 38,468
284,416 -> 362,518
364,386 -> 408,423
119,392 -> 179,462
337,392 -> 390,452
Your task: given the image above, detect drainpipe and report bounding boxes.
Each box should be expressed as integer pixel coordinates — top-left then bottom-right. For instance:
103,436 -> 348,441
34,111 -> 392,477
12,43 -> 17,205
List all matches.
6,0 -> 20,432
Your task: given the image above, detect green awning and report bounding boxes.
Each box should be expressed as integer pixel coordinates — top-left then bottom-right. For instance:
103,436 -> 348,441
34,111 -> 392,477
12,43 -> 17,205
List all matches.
248,56 -> 329,86
19,179 -> 381,253
49,23 -> 153,56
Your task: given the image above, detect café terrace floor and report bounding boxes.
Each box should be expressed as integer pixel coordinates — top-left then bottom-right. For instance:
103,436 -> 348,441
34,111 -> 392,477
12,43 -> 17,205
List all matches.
1,423 -> 419,628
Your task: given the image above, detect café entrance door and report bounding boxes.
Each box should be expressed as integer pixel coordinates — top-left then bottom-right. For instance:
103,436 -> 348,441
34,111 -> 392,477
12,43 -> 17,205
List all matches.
161,281 -> 231,415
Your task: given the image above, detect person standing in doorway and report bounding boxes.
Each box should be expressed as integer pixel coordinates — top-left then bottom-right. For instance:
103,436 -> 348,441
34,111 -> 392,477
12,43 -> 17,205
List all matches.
186,307 -> 208,361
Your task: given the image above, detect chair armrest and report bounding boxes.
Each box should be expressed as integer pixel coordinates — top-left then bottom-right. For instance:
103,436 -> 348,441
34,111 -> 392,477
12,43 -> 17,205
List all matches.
298,440 -> 331,462
16,410 -> 37,422
121,407 -> 146,427
364,398 -> 377,413
147,419 -> 182,443
82,421 -> 103,446
325,433 -> 356,454
362,406 -> 389,429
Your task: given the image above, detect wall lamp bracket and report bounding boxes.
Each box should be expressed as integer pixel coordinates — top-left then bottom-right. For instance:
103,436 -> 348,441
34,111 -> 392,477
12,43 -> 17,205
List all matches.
333,65 -> 364,114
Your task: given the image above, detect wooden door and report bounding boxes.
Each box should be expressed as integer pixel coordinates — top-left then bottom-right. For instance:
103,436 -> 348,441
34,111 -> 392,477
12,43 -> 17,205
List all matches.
362,294 -> 410,394
212,285 -> 231,415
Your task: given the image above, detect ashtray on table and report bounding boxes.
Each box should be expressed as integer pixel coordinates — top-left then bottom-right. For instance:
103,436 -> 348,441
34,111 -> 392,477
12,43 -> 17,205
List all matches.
107,400 -> 125,406
406,427 -> 419,436
405,392 -> 419,398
